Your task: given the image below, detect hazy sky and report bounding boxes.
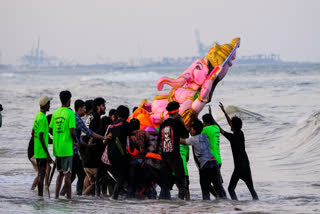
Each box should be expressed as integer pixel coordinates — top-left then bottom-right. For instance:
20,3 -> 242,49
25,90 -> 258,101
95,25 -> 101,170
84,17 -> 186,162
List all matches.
0,0 -> 319,64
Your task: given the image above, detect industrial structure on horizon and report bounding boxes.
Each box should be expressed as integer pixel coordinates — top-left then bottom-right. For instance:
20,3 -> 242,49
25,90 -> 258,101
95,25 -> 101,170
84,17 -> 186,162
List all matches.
194,30 -> 281,64
1,34 -> 283,70
19,38 -> 58,67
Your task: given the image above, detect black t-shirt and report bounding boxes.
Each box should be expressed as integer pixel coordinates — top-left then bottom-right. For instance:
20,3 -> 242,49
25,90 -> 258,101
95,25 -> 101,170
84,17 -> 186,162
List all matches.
81,112 -> 103,168
224,130 -> 250,168
89,112 -> 101,132
107,119 -> 130,165
158,118 -> 189,158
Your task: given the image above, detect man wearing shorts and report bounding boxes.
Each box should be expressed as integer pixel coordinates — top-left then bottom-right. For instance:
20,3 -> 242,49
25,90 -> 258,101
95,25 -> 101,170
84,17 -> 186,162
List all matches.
32,96 -> 54,196
49,90 -> 77,199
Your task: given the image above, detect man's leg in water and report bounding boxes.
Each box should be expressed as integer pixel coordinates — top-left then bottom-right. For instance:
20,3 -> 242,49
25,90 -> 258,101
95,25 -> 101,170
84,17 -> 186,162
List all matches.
36,159 -> 47,196
208,183 -> 218,198
143,164 -> 156,199
64,172 -> 72,199
31,175 -> 39,190
55,172 -> 64,199
60,166 -> 76,196
185,175 -> 190,200
159,160 -> 171,200
228,169 -> 240,200
60,153 -> 83,196
172,157 -> 186,200
82,176 -> 90,195
95,166 -> 103,196
56,156 -> 73,199
75,155 -> 85,196
241,167 -> 259,200
112,162 -> 127,200
210,162 -> 227,199
82,168 -> 97,196
200,167 -> 211,200
30,156 -> 39,190
127,160 -> 140,199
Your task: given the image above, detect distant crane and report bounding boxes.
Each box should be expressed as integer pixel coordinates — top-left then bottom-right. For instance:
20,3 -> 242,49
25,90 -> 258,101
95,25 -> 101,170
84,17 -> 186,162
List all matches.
195,31 -> 281,64
194,30 -> 216,57
20,37 -> 57,67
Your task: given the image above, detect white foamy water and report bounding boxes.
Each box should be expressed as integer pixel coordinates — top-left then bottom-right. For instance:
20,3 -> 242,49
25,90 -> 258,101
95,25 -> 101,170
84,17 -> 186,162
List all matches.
0,63 -> 320,213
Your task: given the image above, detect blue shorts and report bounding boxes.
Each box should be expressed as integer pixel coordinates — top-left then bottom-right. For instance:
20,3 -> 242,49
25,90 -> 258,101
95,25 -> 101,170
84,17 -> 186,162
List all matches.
56,156 -> 73,174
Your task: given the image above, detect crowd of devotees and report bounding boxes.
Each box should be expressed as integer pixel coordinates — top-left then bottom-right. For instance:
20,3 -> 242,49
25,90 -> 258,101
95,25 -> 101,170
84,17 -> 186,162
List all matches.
29,90 -> 259,201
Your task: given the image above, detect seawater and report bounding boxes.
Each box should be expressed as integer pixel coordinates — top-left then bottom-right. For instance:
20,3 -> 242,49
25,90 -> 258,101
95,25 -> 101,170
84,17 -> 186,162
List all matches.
0,63 -> 320,213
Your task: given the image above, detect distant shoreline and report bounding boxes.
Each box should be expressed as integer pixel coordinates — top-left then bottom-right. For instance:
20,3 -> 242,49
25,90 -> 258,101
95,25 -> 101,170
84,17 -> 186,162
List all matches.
0,60 -> 319,73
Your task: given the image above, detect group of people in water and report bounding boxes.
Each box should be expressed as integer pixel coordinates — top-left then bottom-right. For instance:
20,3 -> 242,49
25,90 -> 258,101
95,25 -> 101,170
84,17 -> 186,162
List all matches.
29,89 -> 259,201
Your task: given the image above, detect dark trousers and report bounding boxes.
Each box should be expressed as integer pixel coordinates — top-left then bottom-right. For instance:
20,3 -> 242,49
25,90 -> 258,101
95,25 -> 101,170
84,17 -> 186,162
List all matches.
159,156 -> 186,200
111,160 -> 128,200
143,164 -> 160,199
200,160 -> 227,200
228,165 -> 259,200
127,159 -> 143,198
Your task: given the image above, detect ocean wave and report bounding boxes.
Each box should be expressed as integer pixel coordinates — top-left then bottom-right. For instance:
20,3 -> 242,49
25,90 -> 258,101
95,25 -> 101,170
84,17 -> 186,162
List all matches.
216,105 -> 265,121
80,71 -> 162,83
269,111 -> 320,176
0,73 -> 16,78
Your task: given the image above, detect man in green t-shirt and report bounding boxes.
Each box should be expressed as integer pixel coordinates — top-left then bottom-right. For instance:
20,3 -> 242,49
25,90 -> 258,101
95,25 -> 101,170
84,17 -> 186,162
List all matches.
49,90 -> 77,199
180,144 -> 190,200
32,96 -> 54,196
202,112 -> 227,198
202,113 -> 222,165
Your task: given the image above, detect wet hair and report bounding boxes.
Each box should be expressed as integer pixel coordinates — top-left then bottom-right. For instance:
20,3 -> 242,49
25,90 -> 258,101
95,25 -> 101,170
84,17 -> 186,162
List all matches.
85,100 -> 93,112
231,116 -> 242,131
93,97 -> 106,112
109,109 -> 117,117
190,119 -> 203,135
202,113 -> 214,125
0,104 -> 3,111
74,99 -> 85,111
132,106 -> 138,113
116,105 -> 130,120
59,90 -> 72,105
166,101 -> 180,116
47,114 -> 52,124
129,118 -> 140,131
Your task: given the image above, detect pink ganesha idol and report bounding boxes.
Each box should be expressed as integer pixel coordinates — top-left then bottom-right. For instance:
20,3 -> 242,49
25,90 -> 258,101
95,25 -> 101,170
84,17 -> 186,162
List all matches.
130,37 -> 240,129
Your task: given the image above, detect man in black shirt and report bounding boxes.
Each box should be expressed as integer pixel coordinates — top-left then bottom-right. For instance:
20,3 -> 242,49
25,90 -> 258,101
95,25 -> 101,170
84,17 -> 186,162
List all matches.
158,101 -> 189,200
106,105 -> 131,200
80,97 -> 106,196
214,102 -> 259,200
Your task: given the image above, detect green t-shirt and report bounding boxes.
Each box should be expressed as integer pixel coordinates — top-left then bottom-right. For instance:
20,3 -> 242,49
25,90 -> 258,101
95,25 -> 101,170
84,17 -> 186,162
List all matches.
180,144 -> 190,176
202,125 -> 221,164
33,112 -> 49,158
49,107 -> 76,157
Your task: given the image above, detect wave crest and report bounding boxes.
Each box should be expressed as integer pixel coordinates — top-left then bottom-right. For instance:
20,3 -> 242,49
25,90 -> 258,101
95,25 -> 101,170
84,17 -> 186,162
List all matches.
216,105 -> 264,121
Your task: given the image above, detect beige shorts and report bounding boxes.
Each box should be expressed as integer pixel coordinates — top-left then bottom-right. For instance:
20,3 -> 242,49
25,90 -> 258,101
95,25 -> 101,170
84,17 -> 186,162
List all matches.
84,168 -> 98,184
29,156 -> 38,172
